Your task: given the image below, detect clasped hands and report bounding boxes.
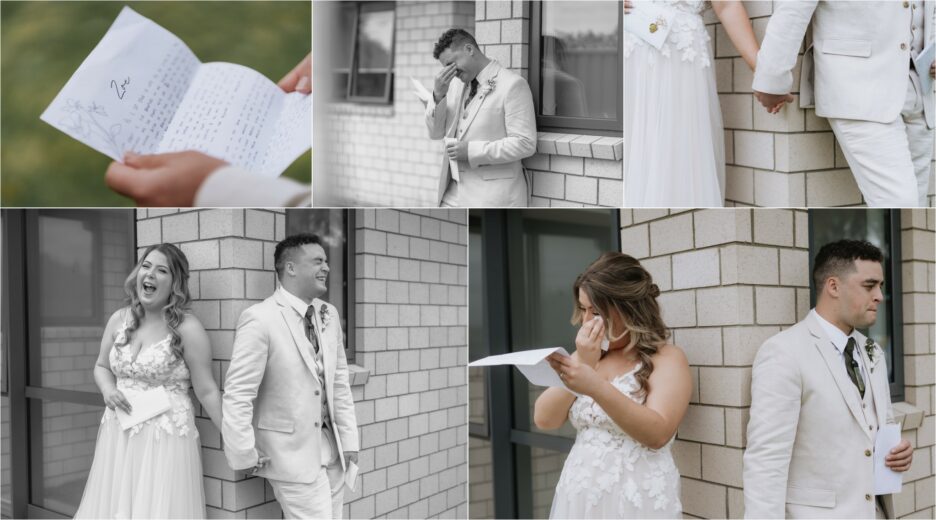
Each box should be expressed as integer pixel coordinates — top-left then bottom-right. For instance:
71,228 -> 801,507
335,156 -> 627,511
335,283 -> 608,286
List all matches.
546,315 -> 607,396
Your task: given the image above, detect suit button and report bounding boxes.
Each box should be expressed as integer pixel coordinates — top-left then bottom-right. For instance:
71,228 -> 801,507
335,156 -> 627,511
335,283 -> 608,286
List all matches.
314,421 -> 320,428
903,1 -> 909,7
865,449 -> 872,457
866,494 -> 872,501
315,390 -> 320,396
901,43 -> 908,50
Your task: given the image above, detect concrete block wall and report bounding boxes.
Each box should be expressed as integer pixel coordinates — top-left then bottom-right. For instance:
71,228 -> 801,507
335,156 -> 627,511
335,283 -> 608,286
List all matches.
349,208 -> 468,519
475,1 -> 624,207
619,208 -> 936,518
706,2 -> 936,207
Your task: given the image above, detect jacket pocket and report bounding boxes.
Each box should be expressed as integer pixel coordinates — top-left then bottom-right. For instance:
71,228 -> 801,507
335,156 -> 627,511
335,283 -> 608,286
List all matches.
258,416 -> 295,433
820,39 -> 871,58
786,485 -> 836,508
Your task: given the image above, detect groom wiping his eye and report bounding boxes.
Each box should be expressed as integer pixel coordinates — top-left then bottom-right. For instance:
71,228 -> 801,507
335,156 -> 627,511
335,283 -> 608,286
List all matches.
752,0 -> 934,207
744,239 -> 913,519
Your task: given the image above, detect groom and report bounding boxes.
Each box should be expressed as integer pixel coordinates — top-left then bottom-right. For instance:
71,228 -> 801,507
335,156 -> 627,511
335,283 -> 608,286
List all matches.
753,1 -> 935,207
744,240 -> 913,518
222,233 -> 358,519
425,28 -> 537,207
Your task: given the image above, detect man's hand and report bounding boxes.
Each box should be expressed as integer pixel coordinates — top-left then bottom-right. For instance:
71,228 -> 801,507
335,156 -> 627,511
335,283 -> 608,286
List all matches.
624,0 -> 633,13
278,52 -> 312,94
445,139 -> 468,161
885,439 -> 913,472
105,151 -> 227,207
251,455 -> 271,475
930,62 -> 934,79
753,90 -> 795,114
434,63 -> 457,102
344,451 -> 358,466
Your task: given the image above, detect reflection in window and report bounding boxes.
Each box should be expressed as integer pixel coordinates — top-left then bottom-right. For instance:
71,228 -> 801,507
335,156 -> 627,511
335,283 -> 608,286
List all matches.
39,215 -> 97,324
808,209 -> 903,402
332,2 -> 396,104
535,1 -> 621,133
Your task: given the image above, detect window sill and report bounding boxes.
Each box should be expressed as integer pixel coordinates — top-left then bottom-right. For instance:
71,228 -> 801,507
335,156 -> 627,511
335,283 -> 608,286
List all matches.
892,401 -> 925,430
535,132 -> 623,161
349,363 -> 371,387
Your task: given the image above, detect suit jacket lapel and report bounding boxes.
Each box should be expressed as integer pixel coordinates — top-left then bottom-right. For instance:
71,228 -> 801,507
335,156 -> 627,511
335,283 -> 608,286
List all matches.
273,291 -> 320,383
311,299 -> 333,386
459,64 -> 502,138
807,315 -> 873,441
857,335 -> 889,428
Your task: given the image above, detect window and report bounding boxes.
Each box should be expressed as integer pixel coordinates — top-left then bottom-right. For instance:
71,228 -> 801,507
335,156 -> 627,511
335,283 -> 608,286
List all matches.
331,1 -> 396,104
285,209 -> 356,362
529,1 -> 623,135
808,209 -> 904,402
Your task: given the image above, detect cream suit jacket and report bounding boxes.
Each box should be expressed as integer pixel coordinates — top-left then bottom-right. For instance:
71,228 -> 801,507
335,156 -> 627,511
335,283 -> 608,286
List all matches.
753,1 -> 923,125
222,289 -> 359,484
744,311 -> 896,518
425,60 -> 537,207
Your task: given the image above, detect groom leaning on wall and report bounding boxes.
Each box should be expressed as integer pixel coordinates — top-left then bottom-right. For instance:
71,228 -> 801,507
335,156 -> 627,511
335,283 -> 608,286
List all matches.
425,28 -> 537,208
744,240 -> 913,518
753,0 -> 935,207
222,233 -> 359,519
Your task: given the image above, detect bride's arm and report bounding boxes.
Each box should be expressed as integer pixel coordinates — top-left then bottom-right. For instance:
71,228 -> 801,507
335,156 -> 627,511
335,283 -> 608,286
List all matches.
94,309 -> 132,413
712,0 -> 759,70
590,345 -> 692,449
533,386 -> 577,430
181,315 -> 223,432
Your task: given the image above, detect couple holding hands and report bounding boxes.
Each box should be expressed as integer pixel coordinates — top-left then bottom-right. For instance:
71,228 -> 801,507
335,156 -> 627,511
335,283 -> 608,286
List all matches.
534,240 -> 913,518
75,234 -> 356,519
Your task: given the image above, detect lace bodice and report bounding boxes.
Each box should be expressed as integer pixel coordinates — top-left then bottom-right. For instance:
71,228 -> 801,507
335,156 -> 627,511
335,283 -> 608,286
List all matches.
551,364 -> 682,517
625,0 -> 712,68
104,321 -> 196,438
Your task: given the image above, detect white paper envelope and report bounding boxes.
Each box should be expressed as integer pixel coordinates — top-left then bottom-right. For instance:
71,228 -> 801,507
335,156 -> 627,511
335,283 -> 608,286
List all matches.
469,347 -> 579,395
411,77 -> 432,105
624,3 -> 671,50
344,461 -> 359,491
873,423 -> 903,495
114,386 -> 172,431
914,43 -> 934,96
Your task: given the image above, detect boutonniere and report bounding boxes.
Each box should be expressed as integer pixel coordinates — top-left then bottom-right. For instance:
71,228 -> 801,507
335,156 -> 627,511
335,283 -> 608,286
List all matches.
864,338 -> 881,370
320,305 -> 332,329
479,78 -> 496,98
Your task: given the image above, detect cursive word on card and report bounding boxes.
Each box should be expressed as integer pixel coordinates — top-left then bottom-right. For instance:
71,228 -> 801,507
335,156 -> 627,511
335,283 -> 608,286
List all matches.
110,77 -> 131,100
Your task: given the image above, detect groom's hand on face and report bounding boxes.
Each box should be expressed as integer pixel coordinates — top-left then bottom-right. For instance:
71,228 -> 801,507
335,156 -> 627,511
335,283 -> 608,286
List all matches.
885,439 -> 913,472
434,63 -> 457,102
753,90 -> 795,114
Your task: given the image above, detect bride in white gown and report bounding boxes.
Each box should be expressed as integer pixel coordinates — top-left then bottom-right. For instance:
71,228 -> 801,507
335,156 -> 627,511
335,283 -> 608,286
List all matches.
625,0 -> 788,207
536,253 -> 693,519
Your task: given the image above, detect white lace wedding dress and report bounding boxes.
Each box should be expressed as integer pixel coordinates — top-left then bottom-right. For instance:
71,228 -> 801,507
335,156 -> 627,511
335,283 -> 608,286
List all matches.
549,364 -> 682,518
75,319 -> 205,518
625,0 -> 725,207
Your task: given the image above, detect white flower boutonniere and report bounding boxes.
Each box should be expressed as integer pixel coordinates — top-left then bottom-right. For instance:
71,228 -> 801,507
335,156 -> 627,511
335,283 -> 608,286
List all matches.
865,338 -> 881,371
320,305 -> 332,329
479,78 -> 496,99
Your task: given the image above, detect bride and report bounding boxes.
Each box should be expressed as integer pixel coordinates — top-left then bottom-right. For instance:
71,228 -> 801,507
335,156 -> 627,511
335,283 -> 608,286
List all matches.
625,0 -> 791,207
75,243 -> 222,518
535,252 -> 692,519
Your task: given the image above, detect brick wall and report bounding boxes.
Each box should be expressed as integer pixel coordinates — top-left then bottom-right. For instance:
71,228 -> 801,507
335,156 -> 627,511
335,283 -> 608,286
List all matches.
707,2 -> 936,207
317,0 -> 623,207
619,208 -> 935,518
136,208 -> 468,519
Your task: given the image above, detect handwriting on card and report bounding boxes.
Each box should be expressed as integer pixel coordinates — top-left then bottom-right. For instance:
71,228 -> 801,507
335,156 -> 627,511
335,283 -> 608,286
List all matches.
110,77 -> 131,100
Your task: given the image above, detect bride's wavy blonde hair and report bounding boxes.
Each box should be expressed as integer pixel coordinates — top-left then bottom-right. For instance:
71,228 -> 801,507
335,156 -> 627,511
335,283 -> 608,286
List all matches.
571,252 -> 669,398
122,243 -> 191,358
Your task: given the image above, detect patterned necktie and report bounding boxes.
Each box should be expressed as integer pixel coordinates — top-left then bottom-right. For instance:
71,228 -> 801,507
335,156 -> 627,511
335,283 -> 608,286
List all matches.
304,305 -> 320,354
843,337 -> 865,398
464,78 -> 479,109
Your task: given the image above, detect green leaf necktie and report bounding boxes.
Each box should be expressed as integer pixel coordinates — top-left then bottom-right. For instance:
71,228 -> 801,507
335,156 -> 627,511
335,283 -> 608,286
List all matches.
843,337 -> 865,398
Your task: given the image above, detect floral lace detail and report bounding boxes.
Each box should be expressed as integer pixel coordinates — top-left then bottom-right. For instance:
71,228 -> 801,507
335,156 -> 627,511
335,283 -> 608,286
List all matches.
105,321 -> 197,439
625,0 -> 712,68
553,364 -> 682,516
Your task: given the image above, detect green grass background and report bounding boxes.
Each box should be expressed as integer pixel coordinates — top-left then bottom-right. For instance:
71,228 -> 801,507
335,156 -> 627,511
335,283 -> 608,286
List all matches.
1,1 -> 311,207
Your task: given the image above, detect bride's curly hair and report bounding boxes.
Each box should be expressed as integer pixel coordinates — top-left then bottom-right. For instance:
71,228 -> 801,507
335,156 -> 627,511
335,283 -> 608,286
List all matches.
571,252 -> 669,398
122,243 -> 191,358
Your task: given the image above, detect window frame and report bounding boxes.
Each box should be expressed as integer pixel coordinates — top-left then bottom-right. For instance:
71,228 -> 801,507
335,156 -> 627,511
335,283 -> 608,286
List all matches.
528,1 -> 623,136
337,1 -> 397,105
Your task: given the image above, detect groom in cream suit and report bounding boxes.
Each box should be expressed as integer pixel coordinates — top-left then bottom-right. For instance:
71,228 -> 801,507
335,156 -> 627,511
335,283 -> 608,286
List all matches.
223,233 -> 358,519
744,240 -> 913,518
426,28 -> 537,207
753,1 -> 935,207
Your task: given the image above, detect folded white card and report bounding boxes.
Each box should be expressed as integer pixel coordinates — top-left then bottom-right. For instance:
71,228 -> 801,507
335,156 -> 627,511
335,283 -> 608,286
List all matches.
873,423 -> 903,495
914,42 -> 934,96
469,347 -> 579,396
114,386 -> 172,431
443,137 -> 461,182
624,3 -> 671,50
344,461 -> 359,491
411,76 -> 432,105
41,6 -> 310,178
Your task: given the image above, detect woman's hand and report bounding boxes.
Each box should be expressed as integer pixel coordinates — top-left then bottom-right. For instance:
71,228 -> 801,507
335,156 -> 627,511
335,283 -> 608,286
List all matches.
547,353 -> 605,396
624,0 -> 633,14
103,387 -> 132,414
575,315 -> 605,369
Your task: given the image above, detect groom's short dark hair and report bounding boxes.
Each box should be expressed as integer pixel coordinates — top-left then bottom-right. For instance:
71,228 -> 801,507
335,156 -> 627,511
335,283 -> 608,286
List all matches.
813,239 -> 884,289
274,233 -> 323,278
433,28 -> 479,59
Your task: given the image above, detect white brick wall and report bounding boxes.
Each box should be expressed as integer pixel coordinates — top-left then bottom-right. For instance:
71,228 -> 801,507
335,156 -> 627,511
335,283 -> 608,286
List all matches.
706,2 -> 936,207
619,208 -> 936,519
